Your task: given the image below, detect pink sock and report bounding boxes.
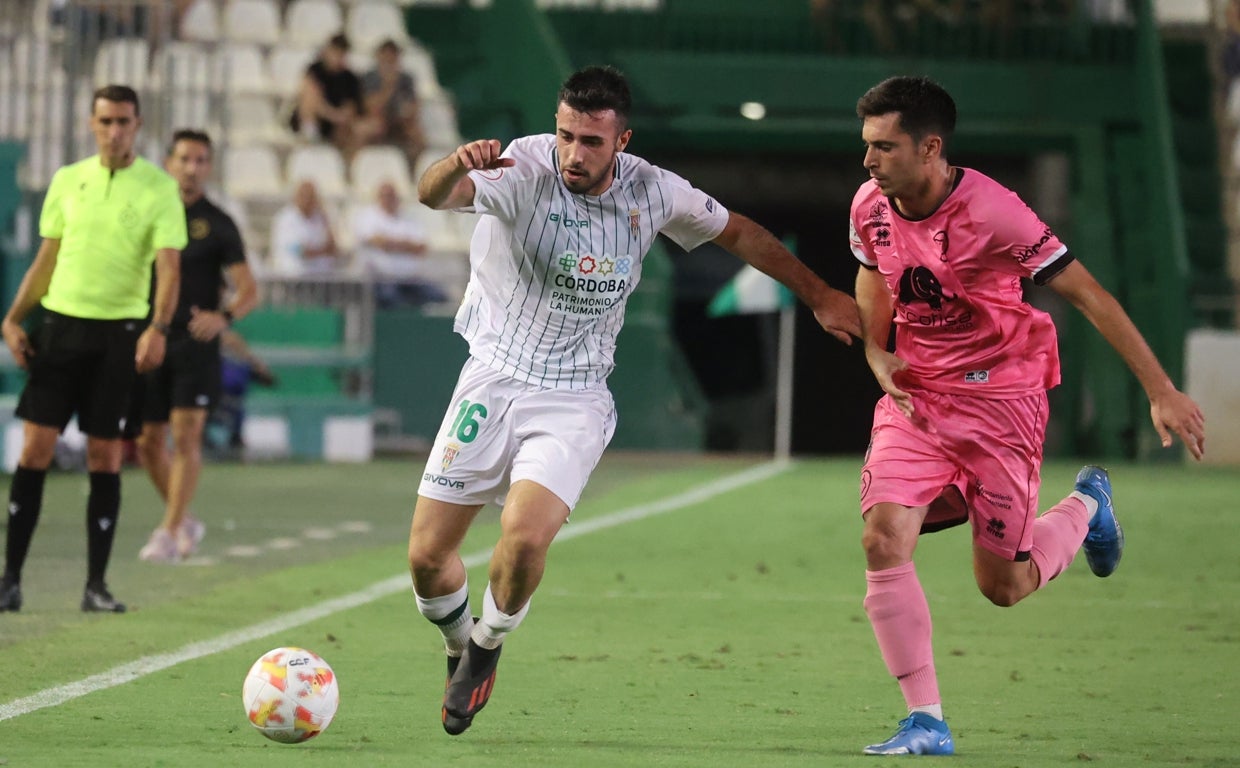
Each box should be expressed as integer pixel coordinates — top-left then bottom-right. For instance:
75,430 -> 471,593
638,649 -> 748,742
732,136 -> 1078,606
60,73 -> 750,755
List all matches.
865,562 -> 940,708
1029,497 -> 1090,588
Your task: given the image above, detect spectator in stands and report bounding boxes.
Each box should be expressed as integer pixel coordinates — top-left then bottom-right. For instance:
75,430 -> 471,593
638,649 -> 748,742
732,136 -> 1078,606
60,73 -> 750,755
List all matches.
289,33 -> 374,158
269,179 -> 343,276
362,39 -> 427,167
353,180 -> 445,307
1225,0 -> 1240,84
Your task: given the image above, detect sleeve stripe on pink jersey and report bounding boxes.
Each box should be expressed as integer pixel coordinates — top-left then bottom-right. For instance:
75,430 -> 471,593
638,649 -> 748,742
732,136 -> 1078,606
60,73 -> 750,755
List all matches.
851,243 -> 876,266
1031,244 -> 1068,274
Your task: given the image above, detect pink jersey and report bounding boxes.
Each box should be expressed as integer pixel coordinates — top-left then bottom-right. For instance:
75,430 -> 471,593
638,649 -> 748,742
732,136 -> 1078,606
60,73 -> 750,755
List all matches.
849,168 -> 1073,398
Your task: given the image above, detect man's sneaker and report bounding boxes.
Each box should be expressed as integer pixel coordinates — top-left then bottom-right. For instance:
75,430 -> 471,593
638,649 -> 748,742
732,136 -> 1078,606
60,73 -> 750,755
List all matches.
176,515 -> 206,559
138,527 -> 178,563
81,583 -> 126,613
441,638 -> 502,736
1076,465 -> 1124,577
0,577 -> 21,612
863,712 -> 955,755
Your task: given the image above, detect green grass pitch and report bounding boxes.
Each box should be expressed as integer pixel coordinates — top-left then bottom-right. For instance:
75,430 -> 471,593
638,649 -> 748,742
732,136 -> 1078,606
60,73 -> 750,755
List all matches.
0,454 -> 1237,767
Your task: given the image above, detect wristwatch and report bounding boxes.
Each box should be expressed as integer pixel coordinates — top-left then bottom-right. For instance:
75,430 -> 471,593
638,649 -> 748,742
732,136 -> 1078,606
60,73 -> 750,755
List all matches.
151,321 -> 170,335
222,309 -> 235,324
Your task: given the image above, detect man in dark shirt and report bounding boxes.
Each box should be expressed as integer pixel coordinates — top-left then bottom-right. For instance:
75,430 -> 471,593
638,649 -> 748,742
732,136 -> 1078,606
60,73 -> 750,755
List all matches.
289,33 -> 370,157
135,129 -> 258,563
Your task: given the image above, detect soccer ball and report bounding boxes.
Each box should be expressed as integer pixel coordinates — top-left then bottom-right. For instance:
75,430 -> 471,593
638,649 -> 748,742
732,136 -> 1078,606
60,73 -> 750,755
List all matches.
241,646 -> 339,743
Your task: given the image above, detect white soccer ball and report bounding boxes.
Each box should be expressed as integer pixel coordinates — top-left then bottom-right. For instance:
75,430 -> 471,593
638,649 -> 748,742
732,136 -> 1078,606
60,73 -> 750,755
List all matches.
241,646 -> 339,743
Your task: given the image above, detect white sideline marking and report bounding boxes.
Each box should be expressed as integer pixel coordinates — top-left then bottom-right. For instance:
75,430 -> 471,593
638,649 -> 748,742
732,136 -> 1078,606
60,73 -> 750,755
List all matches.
0,460 -> 791,723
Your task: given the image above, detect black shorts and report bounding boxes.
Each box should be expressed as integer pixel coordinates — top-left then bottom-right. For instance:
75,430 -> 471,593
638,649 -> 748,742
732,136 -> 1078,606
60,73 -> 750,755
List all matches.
140,331 -> 221,423
16,310 -> 144,439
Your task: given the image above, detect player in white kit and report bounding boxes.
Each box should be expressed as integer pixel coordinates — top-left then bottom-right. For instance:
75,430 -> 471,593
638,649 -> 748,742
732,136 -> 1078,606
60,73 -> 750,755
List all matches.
408,65 -> 861,735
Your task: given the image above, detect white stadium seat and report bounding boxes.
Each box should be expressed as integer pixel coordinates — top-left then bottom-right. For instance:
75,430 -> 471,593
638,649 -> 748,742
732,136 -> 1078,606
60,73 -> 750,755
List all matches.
93,38 -> 150,88
178,0 -> 221,42
284,0 -> 345,49
213,43 -> 271,94
347,1 -> 411,51
223,144 -> 284,200
224,93 -> 289,145
287,143 -> 349,199
222,0 -> 283,46
150,42 -> 213,93
350,145 -> 414,198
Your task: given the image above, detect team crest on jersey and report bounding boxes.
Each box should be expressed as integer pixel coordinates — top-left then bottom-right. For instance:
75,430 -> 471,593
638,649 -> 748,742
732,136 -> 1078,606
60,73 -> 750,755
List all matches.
189,218 -> 210,239
629,208 -> 640,239
441,443 -> 460,472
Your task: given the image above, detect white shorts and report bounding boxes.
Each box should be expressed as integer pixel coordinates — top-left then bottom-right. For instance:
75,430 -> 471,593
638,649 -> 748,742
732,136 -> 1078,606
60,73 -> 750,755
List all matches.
418,357 -> 617,509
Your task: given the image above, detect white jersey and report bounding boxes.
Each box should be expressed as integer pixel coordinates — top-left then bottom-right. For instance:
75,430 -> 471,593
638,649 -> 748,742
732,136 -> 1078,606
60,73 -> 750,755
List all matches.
456,134 -> 729,390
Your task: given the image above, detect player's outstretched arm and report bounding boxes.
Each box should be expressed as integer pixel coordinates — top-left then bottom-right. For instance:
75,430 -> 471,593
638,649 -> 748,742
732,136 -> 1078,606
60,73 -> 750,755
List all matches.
417,140 -> 515,211
1048,260 -> 1206,460
711,212 -> 860,344
1,237 -> 60,370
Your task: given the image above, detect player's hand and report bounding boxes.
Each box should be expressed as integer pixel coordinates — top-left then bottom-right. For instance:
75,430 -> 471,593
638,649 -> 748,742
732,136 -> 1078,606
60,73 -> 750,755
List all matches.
810,288 -> 861,345
455,140 -> 515,172
188,306 -> 228,342
2,318 -> 33,369
866,346 -> 915,418
134,327 -> 167,373
1150,388 -> 1206,460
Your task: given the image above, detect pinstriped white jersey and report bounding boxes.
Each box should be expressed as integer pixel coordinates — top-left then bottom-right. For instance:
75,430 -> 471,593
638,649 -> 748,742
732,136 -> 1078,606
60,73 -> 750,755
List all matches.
455,134 -> 730,390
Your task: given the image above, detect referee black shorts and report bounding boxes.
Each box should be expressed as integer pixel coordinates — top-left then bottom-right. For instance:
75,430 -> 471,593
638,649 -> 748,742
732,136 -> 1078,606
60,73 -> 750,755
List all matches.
16,310 -> 144,439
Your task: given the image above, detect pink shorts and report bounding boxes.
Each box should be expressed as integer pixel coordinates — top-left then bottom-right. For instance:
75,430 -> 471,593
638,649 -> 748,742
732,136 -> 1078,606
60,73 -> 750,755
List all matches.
859,390 -> 1048,561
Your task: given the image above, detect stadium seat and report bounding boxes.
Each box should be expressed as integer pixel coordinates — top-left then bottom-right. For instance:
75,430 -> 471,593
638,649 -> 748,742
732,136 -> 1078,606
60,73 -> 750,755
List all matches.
213,43 -> 271,94
222,0 -> 283,46
224,93 -> 289,145
222,144 -> 284,200
402,42 -> 443,98
350,145 -> 414,198
268,47 -> 317,97
284,0 -> 344,49
166,90 -> 216,134
347,1 -> 412,51
150,41 -> 213,93
178,0 -> 221,42
92,38 -> 150,88
419,94 -> 461,147
287,143 -> 349,199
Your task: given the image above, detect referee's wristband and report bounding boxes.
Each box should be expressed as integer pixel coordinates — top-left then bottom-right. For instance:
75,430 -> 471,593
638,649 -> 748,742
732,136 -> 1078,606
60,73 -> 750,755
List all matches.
150,321 -> 170,335
222,309 -> 234,325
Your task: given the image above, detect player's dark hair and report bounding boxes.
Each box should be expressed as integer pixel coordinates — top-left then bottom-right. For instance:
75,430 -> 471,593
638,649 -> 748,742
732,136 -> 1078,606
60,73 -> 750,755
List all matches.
558,65 -> 631,128
92,84 -> 140,116
856,76 -> 956,152
167,128 -> 213,158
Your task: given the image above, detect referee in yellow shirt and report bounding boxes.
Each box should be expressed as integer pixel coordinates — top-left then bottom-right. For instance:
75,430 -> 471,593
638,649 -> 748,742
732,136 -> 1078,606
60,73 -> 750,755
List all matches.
0,85 -> 185,613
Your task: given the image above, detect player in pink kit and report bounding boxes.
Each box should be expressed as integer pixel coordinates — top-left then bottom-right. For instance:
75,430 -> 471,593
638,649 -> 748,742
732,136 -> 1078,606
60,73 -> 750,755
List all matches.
849,76 -> 1207,755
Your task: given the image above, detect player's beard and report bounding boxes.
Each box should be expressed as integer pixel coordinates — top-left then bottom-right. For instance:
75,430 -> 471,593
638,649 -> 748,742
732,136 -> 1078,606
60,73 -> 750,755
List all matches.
561,166 -> 600,194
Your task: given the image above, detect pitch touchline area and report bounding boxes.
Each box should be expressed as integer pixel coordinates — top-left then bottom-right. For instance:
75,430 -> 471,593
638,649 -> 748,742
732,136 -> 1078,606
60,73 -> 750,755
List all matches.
0,459 -> 792,723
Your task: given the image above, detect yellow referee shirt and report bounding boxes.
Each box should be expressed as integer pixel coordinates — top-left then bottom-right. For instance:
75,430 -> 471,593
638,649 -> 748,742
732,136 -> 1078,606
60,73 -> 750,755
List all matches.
39,155 -> 187,320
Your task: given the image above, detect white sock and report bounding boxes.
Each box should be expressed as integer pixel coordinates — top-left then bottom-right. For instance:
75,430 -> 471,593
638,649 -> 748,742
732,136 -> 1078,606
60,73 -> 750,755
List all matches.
413,581 -> 473,656
470,583 -> 530,650
1070,490 -> 1100,518
910,704 -> 944,721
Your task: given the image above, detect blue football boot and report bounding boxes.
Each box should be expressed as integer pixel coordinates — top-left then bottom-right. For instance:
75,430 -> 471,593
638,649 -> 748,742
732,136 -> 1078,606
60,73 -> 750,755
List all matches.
863,712 -> 955,756
1075,465 -> 1123,577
